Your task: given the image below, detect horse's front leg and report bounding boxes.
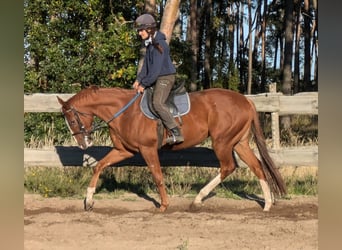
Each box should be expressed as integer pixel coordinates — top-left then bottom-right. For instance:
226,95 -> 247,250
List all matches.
84,149 -> 133,211
140,147 -> 169,212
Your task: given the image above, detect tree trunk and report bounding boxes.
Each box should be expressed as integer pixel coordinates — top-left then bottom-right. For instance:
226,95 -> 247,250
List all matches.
228,3 -> 234,90
236,2 -> 240,84
293,0 -> 301,93
312,0 -> 318,89
189,0 -> 198,91
303,0 -> 311,90
281,0 -> 294,130
252,1 -> 261,93
261,0 -> 267,92
247,0 -> 253,94
203,0 -> 212,89
144,0 -> 156,14
239,3 -> 245,90
273,36 -> 278,71
160,0 -> 181,44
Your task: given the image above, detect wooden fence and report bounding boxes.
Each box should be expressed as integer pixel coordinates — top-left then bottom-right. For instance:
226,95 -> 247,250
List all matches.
24,91 -> 318,167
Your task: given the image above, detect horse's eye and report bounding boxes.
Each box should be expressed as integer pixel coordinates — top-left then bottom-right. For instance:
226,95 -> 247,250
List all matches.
69,120 -> 76,126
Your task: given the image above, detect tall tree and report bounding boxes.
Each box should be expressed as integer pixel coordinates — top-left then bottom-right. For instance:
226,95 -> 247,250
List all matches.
260,0 -> 268,92
145,0 -> 156,14
227,2 -> 235,90
188,0 -> 199,91
282,0 -> 294,129
247,0 -> 253,94
293,0 -> 301,93
238,2 -> 245,89
311,0 -> 318,88
203,0 -> 213,89
303,0 -> 311,90
252,0 -> 262,91
160,0 -> 181,44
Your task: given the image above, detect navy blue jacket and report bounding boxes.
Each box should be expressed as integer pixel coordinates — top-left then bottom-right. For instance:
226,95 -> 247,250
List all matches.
136,31 -> 176,88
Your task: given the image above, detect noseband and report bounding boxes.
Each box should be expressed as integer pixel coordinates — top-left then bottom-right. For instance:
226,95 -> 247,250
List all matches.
62,106 -> 93,137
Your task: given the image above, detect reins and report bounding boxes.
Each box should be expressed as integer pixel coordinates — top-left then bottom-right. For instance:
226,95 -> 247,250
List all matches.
91,92 -> 141,132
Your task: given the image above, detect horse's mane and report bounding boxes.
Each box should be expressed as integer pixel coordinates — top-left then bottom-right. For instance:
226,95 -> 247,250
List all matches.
68,85 -> 98,102
69,85 -> 131,104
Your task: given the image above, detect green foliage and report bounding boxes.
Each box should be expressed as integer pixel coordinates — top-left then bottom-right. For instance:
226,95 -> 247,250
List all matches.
169,38 -> 194,88
24,113 -> 70,146
24,166 -> 93,198
24,0 -> 141,93
24,0 -> 318,95
227,67 -> 240,92
23,0 -> 197,143
24,0 -> 146,142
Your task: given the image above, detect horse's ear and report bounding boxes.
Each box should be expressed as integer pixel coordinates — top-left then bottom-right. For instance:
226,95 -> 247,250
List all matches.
57,96 -> 71,110
57,96 -> 65,106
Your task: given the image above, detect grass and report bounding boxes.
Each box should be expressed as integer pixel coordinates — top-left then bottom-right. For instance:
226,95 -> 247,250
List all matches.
177,240 -> 189,250
24,165 -> 317,199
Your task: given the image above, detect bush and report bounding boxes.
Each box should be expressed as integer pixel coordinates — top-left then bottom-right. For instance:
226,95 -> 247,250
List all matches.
24,166 -> 93,198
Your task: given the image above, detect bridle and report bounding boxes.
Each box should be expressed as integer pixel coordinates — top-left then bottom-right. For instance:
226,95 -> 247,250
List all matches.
62,106 -> 94,137
62,92 -> 141,138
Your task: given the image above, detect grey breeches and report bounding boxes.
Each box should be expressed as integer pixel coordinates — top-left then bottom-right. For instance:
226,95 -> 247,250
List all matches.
152,74 -> 177,129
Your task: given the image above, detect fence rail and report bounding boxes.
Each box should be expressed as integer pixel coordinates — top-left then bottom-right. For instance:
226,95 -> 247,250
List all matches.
24,91 -> 318,167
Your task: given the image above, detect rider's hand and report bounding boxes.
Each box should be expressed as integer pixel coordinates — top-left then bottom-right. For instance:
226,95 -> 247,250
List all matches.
137,85 -> 145,94
133,81 -> 140,90
133,81 -> 144,93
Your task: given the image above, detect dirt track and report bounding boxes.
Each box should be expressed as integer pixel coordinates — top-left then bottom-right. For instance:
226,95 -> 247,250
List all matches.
24,193 -> 317,250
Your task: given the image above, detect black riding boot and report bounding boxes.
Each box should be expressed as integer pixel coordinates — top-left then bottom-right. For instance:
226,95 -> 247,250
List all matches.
166,127 -> 184,145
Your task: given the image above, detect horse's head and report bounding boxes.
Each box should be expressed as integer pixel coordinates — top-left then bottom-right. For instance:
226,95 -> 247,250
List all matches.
57,96 -> 94,150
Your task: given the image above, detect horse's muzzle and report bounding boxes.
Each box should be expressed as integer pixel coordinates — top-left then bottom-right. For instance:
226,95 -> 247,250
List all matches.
78,136 -> 93,150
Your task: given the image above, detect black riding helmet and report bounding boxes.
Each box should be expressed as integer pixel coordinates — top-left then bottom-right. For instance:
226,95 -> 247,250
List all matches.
135,14 -> 157,31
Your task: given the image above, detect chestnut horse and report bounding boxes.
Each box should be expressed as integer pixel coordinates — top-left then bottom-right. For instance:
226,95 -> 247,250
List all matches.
57,86 -> 286,212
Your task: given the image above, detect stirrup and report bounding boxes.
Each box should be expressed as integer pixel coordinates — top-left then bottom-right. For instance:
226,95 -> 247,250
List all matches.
166,134 -> 177,145
165,134 -> 184,145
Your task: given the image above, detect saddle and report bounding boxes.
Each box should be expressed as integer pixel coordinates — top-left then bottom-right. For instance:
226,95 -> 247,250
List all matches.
140,81 -> 190,120
140,81 -> 190,148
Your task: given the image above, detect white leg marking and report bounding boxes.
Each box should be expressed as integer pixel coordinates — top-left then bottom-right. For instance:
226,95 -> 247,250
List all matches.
86,187 -> 96,201
194,173 -> 222,204
259,179 -> 272,211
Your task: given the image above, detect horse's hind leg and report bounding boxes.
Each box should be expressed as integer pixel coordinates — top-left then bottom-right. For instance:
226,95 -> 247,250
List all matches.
192,143 -> 236,206
193,173 -> 222,205
234,139 -> 273,211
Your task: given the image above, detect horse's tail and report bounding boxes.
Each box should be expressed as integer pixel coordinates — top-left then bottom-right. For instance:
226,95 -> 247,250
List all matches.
248,99 -> 287,196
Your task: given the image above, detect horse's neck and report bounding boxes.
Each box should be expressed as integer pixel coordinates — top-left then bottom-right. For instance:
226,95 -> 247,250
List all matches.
87,89 -> 136,122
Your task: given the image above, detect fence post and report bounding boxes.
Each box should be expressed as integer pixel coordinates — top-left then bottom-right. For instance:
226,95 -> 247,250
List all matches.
271,112 -> 280,150
268,83 -> 280,150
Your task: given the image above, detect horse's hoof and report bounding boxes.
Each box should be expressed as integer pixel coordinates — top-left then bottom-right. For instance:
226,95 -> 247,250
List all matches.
189,202 -> 203,212
159,204 -> 168,212
263,206 -> 271,212
159,206 -> 168,212
263,200 -> 272,212
153,203 -> 168,213
83,198 -> 94,211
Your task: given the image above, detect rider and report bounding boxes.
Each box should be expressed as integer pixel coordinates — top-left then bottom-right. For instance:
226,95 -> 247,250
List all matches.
133,13 -> 184,145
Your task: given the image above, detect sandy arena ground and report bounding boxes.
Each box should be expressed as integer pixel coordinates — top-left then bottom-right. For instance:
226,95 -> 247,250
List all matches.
24,193 -> 317,250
